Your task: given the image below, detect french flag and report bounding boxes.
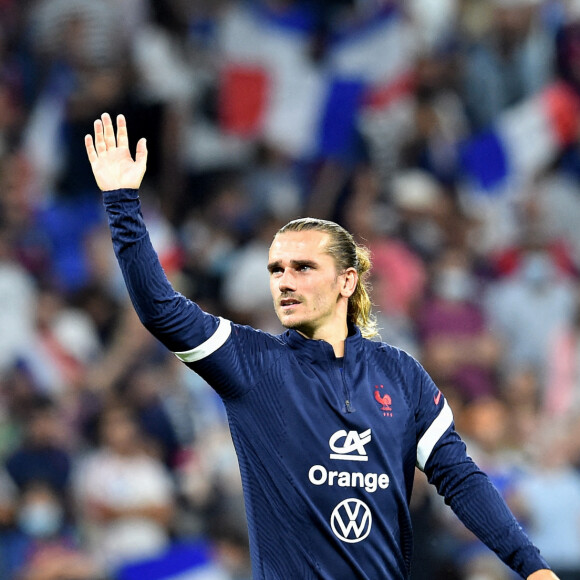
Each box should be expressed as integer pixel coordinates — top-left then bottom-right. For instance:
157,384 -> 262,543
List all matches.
460,82 -> 580,193
217,2 -> 415,160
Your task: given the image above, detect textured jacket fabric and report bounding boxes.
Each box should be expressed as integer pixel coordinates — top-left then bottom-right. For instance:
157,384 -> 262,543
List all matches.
104,188 -> 548,579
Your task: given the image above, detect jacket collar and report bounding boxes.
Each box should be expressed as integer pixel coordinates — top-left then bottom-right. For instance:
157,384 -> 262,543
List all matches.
282,325 -> 363,362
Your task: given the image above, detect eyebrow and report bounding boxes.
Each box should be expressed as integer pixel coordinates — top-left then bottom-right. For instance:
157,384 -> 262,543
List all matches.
267,259 -> 318,273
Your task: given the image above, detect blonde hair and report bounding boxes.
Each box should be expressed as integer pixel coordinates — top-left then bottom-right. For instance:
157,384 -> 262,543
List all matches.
276,218 -> 378,339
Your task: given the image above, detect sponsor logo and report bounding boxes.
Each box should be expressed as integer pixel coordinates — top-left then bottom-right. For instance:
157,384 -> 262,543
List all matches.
329,429 -> 371,461
374,385 -> 393,417
309,465 -> 390,493
307,427 -> 389,544
434,390 -> 442,406
330,499 -> 372,543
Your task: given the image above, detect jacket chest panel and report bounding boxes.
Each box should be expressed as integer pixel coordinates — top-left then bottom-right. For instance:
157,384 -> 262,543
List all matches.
265,361 -> 413,471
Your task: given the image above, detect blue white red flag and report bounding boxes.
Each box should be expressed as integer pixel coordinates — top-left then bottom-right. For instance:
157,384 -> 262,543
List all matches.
460,82 -> 580,194
217,3 -> 415,160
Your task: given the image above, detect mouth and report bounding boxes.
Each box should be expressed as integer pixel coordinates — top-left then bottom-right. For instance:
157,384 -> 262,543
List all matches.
279,297 -> 301,310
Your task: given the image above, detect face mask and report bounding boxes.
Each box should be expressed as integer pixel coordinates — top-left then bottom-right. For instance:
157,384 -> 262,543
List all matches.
18,501 -> 63,538
434,267 -> 474,302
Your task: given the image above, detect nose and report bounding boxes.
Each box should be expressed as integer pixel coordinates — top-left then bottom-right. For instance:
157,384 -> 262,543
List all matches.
278,268 -> 297,293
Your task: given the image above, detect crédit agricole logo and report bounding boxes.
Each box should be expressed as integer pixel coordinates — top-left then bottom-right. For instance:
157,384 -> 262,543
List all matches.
308,428 -> 390,543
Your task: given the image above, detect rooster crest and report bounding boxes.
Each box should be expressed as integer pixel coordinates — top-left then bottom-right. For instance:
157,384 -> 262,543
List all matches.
374,386 -> 392,411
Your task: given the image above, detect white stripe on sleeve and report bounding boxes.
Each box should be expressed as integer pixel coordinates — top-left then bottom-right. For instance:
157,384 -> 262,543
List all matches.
416,400 -> 453,471
173,317 -> 232,363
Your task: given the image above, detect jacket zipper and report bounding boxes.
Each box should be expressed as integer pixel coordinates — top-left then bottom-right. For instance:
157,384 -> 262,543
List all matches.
340,342 -> 354,413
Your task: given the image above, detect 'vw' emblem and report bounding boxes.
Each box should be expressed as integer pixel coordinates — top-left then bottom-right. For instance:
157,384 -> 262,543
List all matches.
330,498 -> 372,543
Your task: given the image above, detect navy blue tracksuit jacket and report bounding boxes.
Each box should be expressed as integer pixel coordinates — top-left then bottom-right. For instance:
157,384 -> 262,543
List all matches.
104,188 -> 549,579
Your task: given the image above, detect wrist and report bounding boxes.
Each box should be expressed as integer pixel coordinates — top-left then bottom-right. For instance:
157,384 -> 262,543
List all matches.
102,188 -> 140,204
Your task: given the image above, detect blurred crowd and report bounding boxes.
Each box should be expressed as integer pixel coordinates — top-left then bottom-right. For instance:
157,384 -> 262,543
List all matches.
2,0 -> 580,579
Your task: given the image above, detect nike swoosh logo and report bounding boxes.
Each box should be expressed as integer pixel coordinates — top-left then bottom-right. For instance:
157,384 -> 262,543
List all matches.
434,391 -> 442,405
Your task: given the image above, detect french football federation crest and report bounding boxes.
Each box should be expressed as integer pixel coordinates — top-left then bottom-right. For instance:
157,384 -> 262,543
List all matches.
374,385 -> 393,417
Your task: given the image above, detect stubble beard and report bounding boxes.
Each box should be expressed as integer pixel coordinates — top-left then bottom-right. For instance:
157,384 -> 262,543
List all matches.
276,303 -> 314,335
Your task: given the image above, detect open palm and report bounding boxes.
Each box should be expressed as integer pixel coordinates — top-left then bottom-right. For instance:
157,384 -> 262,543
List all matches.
85,113 -> 148,192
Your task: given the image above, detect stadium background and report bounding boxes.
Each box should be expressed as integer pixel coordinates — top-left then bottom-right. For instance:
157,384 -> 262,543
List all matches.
1,0 -> 580,578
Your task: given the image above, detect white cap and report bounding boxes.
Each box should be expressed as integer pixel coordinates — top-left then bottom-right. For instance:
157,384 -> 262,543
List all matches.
390,169 -> 443,211
52,310 -> 101,363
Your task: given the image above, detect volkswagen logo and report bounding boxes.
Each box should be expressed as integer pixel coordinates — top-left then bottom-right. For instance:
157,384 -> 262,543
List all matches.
330,498 -> 372,543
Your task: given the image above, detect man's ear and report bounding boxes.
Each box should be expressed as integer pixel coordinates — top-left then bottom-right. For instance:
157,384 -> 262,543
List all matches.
341,268 -> 358,298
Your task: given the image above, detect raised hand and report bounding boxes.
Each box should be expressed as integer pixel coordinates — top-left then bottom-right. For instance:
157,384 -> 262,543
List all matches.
85,113 -> 148,192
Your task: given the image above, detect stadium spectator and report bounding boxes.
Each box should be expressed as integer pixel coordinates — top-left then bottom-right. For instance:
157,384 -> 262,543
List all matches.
544,283 -> 580,417
4,394 -> 71,497
485,230 -> 577,379
0,225 -> 38,375
514,424 -> 580,580
73,403 -> 175,574
460,0 -> 554,130
2,479 -> 104,580
417,246 -> 501,402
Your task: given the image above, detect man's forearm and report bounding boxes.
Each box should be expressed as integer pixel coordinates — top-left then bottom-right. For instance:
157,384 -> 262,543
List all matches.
102,188 -> 213,353
447,474 -> 547,577
425,434 -> 549,578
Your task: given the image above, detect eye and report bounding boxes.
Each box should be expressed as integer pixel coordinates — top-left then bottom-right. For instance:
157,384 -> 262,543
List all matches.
298,264 -> 311,272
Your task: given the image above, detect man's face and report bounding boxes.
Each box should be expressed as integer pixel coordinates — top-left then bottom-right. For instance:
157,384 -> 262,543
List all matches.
268,230 -> 346,337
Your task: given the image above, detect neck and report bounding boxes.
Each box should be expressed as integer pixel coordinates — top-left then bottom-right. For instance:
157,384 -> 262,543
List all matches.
297,321 -> 349,357
330,338 -> 346,358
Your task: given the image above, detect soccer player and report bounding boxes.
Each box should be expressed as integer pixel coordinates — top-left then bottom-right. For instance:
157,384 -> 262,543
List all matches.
85,113 -> 559,580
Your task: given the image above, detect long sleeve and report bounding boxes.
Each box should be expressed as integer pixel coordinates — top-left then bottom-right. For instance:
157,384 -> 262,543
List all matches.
102,188 -> 219,353
424,430 -> 549,578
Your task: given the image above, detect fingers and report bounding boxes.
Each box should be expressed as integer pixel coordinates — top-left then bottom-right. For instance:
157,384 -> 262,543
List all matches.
85,134 -> 97,165
135,137 -> 148,184
135,137 -> 148,166
85,113 -> 147,190
88,113 -> 127,162
94,118 -> 106,155
116,114 -> 129,150
90,114 -> 129,155
102,112 -> 116,149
